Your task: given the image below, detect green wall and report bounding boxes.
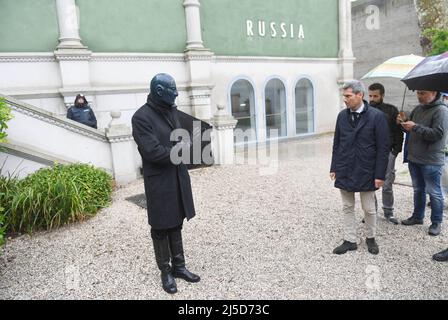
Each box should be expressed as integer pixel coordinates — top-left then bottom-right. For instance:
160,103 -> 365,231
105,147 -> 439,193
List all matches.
0,0 -> 339,56
200,0 -> 339,58
77,0 -> 187,53
0,0 -> 59,52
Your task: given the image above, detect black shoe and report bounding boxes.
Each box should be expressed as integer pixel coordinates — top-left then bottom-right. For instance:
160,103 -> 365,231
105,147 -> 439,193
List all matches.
385,216 -> 399,225
366,238 -> 379,255
152,237 -> 178,294
168,229 -> 201,283
433,248 -> 448,262
401,217 -> 424,226
428,223 -> 442,236
333,241 -> 357,255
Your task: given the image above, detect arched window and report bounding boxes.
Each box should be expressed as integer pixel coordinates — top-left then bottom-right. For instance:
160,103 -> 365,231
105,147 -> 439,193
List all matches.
265,78 -> 287,138
295,78 -> 314,135
230,79 -> 257,142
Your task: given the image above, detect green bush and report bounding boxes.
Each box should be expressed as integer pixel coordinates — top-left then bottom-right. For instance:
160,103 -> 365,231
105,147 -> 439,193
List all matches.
0,97 -> 13,144
0,174 -> 19,245
423,28 -> 448,56
7,164 -> 113,234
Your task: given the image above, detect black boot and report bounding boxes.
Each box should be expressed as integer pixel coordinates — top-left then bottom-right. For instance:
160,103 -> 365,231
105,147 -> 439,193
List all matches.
366,238 -> 379,255
168,229 -> 200,283
152,237 -> 177,294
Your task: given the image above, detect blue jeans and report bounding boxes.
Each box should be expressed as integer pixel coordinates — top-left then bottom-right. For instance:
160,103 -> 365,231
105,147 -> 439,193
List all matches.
408,161 -> 444,224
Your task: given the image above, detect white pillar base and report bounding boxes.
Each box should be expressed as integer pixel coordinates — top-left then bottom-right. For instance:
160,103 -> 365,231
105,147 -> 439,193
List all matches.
211,105 -> 237,166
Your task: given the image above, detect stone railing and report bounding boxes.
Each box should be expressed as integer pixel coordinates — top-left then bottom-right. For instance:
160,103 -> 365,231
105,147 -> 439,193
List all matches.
0,94 -> 138,185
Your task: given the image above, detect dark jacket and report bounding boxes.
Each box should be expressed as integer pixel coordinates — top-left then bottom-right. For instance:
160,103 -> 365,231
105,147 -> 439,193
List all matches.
371,102 -> 403,155
407,98 -> 448,166
330,102 -> 390,192
67,95 -> 97,129
131,95 -> 196,229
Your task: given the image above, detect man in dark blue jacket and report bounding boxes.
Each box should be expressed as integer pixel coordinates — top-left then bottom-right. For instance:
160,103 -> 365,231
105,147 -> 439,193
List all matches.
67,94 -> 98,129
330,80 -> 389,255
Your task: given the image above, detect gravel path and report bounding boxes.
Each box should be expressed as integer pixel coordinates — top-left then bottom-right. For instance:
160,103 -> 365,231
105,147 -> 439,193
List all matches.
1,134 -> 447,300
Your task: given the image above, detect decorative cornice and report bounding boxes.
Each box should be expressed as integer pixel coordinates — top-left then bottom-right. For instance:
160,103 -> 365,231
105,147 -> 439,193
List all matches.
0,53 -> 56,63
107,136 -> 134,144
91,53 -> 186,62
213,124 -> 238,130
214,55 -> 340,64
189,94 -> 211,100
0,52 -> 343,64
54,49 -> 92,61
184,49 -> 214,61
186,83 -> 215,91
2,84 -> 187,100
2,95 -> 108,142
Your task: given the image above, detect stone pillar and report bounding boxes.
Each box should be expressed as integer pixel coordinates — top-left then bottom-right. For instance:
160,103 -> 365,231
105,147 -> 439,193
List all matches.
338,0 -> 355,109
105,112 -> 137,185
339,0 -> 353,59
211,105 -> 237,165
185,78 -> 214,121
54,0 -> 93,111
55,0 -> 86,49
183,0 -> 214,121
183,0 -> 205,50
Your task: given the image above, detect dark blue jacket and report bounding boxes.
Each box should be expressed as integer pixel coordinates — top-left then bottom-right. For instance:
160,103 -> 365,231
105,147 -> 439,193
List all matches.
330,102 -> 390,192
67,105 -> 97,129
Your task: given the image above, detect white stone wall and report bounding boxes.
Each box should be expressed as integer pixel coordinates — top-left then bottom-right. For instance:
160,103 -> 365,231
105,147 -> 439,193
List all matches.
1,55 -> 342,132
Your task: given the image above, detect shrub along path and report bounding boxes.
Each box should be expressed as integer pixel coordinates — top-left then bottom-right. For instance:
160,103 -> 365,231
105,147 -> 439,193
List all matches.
0,135 -> 447,299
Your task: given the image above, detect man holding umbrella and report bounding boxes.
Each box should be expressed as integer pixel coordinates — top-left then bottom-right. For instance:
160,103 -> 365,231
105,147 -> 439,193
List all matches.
399,90 -> 448,236
400,52 -> 448,237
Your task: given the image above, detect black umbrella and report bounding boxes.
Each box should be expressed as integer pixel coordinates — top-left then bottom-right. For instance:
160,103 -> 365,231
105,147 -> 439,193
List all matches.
401,51 -> 448,92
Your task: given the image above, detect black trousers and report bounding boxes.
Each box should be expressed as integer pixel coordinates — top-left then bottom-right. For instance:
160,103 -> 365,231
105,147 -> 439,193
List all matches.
151,224 -> 183,240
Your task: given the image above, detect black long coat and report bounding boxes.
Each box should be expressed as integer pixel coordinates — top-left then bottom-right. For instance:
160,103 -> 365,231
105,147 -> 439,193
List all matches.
330,102 -> 390,192
131,98 -> 196,229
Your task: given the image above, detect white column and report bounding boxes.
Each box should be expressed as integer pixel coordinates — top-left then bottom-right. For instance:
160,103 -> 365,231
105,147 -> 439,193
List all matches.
183,0 -> 205,50
54,0 -> 92,106
338,0 -> 354,109
338,0 -> 353,59
55,0 -> 85,49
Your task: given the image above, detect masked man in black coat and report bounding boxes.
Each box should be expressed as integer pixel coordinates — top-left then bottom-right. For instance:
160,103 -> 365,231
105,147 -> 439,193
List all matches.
132,74 -> 200,294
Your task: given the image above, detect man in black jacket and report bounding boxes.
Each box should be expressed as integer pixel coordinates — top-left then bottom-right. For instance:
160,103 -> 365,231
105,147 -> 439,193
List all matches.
331,80 -> 389,255
131,74 -> 200,294
368,83 -> 404,224
66,94 -> 97,129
